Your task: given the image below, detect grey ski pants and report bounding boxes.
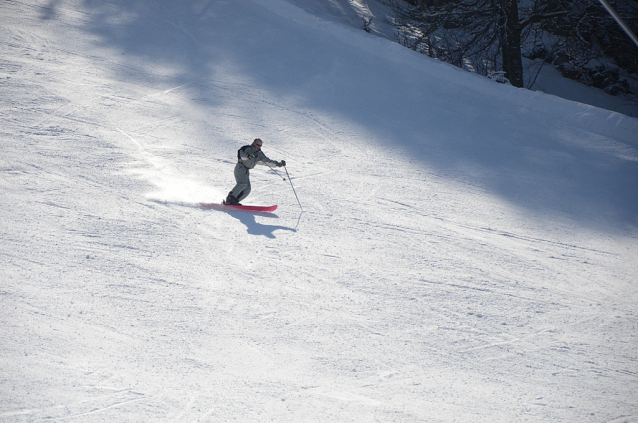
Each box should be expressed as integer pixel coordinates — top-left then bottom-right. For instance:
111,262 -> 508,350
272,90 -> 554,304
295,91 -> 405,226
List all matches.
230,163 -> 251,202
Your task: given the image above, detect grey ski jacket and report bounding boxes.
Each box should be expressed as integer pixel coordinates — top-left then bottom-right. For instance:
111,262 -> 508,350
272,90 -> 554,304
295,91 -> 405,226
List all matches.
238,145 -> 280,169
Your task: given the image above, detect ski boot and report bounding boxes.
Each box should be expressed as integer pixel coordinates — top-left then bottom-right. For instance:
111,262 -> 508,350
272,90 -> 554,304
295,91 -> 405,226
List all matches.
223,194 -> 241,206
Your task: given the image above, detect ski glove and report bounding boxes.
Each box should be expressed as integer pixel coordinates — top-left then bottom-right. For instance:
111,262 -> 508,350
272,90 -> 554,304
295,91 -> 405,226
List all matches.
278,160 -> 286,167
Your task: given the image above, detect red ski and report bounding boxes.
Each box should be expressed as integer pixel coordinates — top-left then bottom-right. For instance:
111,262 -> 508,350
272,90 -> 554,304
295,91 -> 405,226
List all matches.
199,203 -> 277,213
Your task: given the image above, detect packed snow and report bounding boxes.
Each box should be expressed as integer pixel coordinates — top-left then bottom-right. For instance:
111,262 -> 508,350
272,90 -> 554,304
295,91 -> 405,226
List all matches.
1,0 -> 637,421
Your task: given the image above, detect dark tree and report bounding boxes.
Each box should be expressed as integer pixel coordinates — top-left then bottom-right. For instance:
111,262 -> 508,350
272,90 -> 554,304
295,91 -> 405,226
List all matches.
499,0 -> 524,87
385,0 -> 637,94
531,0 -> 638,94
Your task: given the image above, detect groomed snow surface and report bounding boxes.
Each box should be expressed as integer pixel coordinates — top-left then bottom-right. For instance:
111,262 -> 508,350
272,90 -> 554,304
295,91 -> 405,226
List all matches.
2,0 -> 638,421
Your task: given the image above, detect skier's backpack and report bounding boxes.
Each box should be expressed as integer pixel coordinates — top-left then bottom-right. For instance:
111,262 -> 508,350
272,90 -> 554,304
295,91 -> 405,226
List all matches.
237,145 -> 251,161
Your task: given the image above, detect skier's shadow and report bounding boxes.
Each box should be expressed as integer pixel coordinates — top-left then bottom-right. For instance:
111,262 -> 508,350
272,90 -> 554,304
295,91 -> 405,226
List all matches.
227,211 -> 296,238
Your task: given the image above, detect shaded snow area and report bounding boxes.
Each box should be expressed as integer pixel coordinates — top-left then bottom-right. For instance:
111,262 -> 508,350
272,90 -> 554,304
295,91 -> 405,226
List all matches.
1,0 -> 638,421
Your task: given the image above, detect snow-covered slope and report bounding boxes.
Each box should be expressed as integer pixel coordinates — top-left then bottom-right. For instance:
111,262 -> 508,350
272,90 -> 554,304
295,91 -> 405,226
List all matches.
1,0 -> 637,421
287,0 -> 638,118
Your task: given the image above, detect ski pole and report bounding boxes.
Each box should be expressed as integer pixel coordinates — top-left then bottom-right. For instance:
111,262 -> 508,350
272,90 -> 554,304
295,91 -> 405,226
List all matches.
284,165 -> 303,211
266,163 -> 286,181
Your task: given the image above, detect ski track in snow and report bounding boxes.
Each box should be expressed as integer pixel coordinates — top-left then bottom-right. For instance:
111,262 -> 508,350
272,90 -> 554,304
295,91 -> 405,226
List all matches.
1,0 -> 638,422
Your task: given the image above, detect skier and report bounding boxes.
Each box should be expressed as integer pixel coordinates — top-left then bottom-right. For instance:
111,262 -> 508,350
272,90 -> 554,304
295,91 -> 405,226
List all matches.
224,138 -> 285,205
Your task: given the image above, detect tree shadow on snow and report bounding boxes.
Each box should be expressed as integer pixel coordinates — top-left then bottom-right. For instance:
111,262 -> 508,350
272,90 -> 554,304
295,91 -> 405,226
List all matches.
62,0 -> 638,231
